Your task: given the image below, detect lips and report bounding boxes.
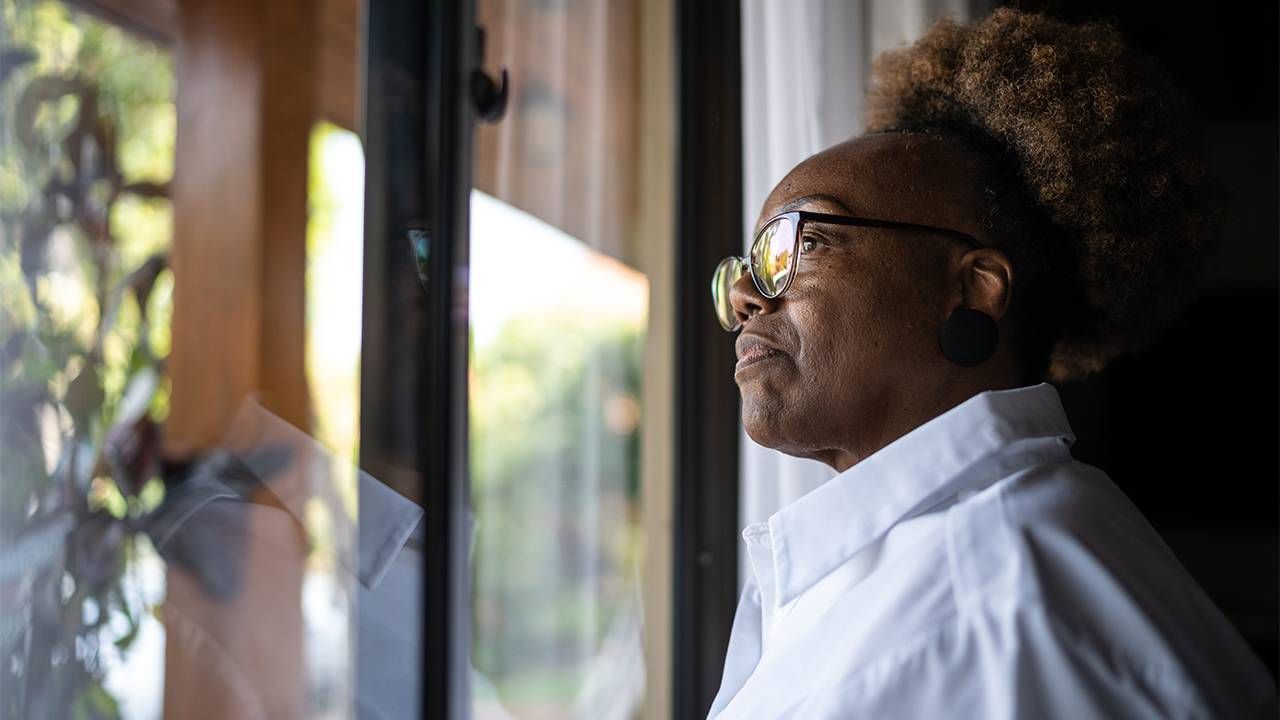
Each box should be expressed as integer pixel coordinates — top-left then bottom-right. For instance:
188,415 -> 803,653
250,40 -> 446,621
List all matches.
735,334 -> 786,374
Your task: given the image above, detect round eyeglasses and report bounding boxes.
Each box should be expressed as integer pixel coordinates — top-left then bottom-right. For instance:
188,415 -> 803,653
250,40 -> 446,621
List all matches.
711,210 -> 984,332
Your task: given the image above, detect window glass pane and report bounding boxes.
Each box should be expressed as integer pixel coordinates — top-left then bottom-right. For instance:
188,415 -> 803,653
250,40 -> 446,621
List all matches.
470,190 -> 647,717
303,120 -> 366,717
1,3 -> 390,718
469,0 -> 668,716
3,0 -> 675,715
0,3 -> 175,716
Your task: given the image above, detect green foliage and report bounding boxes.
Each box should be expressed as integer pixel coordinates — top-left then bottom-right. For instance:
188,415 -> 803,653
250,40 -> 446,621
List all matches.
470,310 -> 645,704
0,1 -> 173,716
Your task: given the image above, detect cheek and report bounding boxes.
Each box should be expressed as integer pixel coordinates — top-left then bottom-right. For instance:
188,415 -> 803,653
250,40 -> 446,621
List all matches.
790,260 -> 935,379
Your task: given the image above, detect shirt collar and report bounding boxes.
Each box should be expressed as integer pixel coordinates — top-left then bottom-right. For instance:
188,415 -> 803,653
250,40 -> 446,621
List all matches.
750,382 -> 1076,608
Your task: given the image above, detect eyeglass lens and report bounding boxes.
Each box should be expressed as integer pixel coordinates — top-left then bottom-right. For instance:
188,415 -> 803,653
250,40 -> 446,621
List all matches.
712,256 -> 745,330
750,215 -> 796,298
710,215 -> 800,331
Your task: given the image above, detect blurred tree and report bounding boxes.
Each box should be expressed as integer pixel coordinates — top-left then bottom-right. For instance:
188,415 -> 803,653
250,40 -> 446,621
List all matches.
470,310 -> 644,708
0,1 -> 174,716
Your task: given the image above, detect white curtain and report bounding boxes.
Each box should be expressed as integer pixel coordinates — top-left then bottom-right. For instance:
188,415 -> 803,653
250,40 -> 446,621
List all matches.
739,0 -> 993,586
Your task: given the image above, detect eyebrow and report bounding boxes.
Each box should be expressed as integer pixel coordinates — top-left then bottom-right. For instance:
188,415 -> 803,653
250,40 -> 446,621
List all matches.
777,193 -> 856,215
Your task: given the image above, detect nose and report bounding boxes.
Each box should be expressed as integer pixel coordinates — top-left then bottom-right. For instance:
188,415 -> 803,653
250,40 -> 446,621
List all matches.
728,267 -> 779,328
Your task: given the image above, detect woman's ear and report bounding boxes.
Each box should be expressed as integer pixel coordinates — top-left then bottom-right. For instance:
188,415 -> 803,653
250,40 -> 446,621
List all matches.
958,248 -> 1013,321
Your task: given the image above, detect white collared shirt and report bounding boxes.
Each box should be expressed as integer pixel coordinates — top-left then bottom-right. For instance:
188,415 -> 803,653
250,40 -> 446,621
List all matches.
708,383 -> 1276,719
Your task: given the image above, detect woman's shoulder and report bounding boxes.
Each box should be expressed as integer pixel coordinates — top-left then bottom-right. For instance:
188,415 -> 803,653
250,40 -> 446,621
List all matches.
948,459 -> 1275,714
969,458 -> 1203,610
996,458 -> 1158,550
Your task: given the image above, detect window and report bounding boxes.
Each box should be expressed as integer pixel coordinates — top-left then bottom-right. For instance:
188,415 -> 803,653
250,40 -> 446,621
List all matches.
0,2 -> 175,715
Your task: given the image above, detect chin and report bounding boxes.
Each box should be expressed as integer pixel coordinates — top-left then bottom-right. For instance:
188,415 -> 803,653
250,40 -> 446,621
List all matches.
741,415 -> 775,449
740,387 -> 841,464
741,394 -> 793,451
742,417 -> 829,464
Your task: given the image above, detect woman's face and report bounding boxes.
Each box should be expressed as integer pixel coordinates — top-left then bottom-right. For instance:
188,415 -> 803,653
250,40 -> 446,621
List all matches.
730,132 -> 1011,470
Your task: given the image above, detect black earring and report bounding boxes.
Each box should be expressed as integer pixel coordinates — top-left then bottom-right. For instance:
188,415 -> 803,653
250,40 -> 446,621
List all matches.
939,308 -> 998,367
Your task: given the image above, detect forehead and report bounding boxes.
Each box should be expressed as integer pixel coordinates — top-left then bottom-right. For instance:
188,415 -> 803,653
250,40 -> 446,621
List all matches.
756,132 -> 985,239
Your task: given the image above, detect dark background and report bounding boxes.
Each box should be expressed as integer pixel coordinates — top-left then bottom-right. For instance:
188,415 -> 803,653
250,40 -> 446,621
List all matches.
1012,0 -> 1279,678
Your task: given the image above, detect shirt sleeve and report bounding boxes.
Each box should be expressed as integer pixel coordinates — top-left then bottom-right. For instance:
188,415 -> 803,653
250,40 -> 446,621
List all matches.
799,601 -> 1273,720
963,603 -> 1211,719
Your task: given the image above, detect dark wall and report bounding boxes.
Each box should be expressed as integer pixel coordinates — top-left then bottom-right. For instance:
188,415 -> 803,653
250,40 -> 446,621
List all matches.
1008,0 -> 1279,678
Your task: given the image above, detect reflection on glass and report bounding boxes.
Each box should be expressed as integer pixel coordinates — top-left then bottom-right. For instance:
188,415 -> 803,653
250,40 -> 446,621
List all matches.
469,0 -> 654,713
306,120 -> 364,521
1,5 -> 403,718
470,190 -> 647,719
752,216 -> 794,297
302,119 -> 366,718
0,3 -> 175,716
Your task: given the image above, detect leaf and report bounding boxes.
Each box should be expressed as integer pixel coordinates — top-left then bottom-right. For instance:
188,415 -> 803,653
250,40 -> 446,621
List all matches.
109,583 -> 140,652
119,182 -> 169,200
73,680 -> 122,720
121,253 -> 167,319
0,49 -> 37,89
62,84 -> 116,194
111,609 -> 141,653
66,512 -> 125,596
0,512 -> 72,586
64,362 -> 104,431
104,416 -> 159,496
18,209 -> 53,288
68,437 -> 101,495
111,366 -> 158,430
2,381 -> 51,426
98,254 -> 168,342
13,76 -> 85,153
1,329 -> 31,369
0,386 -> 50,498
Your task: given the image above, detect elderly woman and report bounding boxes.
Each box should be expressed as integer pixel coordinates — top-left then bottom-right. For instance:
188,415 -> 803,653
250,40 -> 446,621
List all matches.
706,9 -> 1275,719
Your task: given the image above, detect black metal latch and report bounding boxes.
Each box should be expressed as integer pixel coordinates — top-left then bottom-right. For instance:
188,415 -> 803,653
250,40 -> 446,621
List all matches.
471,26 -> 508,123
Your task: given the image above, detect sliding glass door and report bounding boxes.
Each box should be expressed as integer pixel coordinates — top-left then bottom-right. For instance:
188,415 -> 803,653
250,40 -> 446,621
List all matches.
361,1 -> 678,718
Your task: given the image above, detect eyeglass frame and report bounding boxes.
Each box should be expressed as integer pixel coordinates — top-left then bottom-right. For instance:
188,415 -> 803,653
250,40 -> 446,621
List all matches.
713,210 -> 986,331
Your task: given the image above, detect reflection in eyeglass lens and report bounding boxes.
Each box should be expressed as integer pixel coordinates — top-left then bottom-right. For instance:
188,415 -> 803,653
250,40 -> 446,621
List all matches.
753,217 -> 793,296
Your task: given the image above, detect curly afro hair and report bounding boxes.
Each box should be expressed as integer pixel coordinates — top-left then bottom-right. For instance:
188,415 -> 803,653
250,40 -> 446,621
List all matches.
866,8 -> 1223,382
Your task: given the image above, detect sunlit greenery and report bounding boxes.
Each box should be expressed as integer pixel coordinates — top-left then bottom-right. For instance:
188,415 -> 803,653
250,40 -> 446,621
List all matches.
0,0 -> 174,716
2,3 -> 650,717
0,0 -> 174,430
471,305 -> 646,711
304,120 -> 364,564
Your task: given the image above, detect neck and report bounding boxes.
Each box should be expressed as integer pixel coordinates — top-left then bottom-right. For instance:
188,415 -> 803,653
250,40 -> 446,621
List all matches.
824,361 -> 1023,473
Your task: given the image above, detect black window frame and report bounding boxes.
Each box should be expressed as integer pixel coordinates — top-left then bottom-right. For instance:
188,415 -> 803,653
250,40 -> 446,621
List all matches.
360,1 -> 475,719
672,0 -> 744,717
360,1 -> 743,716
